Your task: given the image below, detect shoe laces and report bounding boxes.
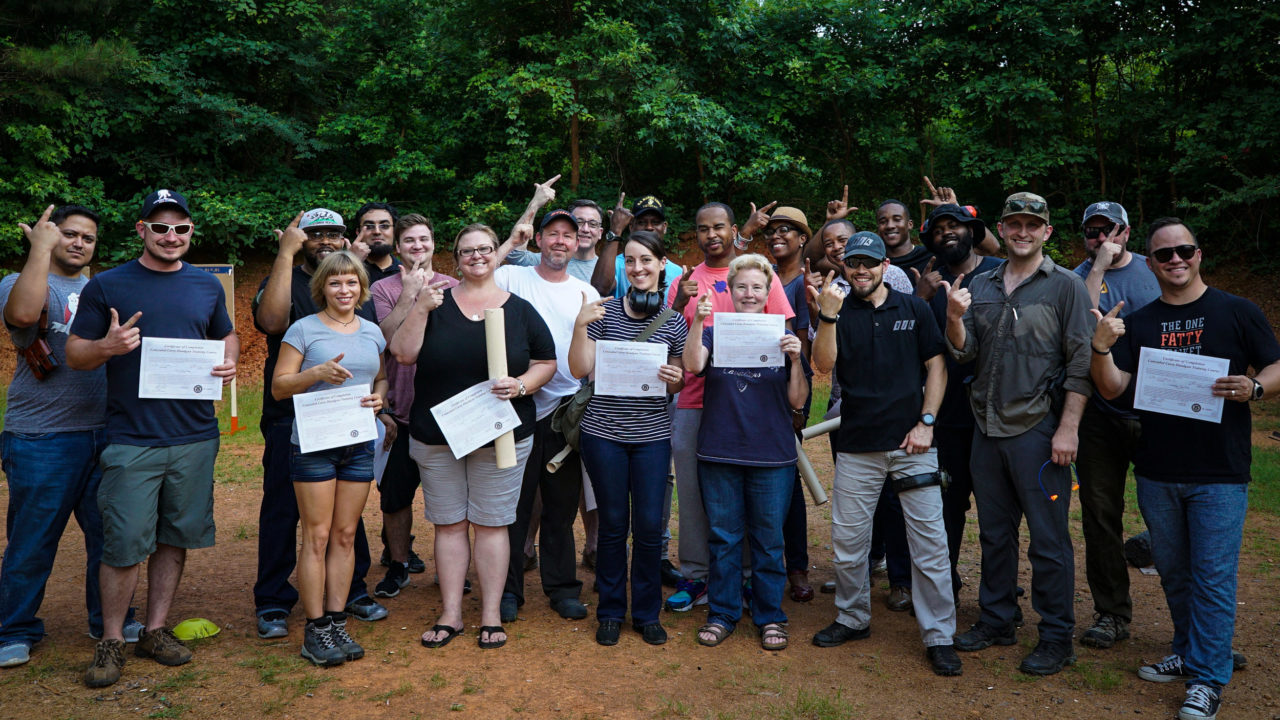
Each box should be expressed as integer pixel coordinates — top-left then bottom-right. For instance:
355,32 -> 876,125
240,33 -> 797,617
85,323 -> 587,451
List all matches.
150,627 -> 186,651
1151,654 -> 1184,674
1093,613 -> 1122,632
330,619 -> 355,647
92,640 -> 124,668
311,623 -> 339,650
1184,684 -> 1218,711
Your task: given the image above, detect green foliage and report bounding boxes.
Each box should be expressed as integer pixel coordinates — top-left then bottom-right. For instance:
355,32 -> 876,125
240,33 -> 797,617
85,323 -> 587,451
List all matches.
1,0 -> 1275,263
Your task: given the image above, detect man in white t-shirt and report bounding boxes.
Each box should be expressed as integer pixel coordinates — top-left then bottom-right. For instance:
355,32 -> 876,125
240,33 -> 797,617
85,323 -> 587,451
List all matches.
495,209 -> 601,623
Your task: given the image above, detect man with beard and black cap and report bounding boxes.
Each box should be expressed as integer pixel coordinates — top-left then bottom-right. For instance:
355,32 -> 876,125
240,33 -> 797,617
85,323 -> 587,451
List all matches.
918,204 -> 1001,603
1071,201 -> 1159,651
251,208 -> 387,641
350,202 -> 401,284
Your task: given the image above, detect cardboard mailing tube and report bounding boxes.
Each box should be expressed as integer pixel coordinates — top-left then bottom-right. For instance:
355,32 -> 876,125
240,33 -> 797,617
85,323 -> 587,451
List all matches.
546,445 -> 572,474
484,308 -> 517,469
794,416 -> 841,506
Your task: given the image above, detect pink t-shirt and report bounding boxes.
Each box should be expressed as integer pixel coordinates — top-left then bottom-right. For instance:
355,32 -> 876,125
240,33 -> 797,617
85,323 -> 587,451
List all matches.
370,270 -> 460,424
667,262 -> 795,409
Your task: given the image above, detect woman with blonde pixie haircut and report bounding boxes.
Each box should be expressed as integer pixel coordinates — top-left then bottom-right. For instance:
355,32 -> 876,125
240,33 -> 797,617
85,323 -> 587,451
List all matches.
683,253 -> 809,652
391,223 -> 556,652
273,250 -> 388,667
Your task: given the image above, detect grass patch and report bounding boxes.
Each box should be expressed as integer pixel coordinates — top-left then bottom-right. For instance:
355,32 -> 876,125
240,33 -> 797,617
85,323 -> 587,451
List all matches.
1245,444 -> 1280,515
370,681 -> 413,703
156,669 -> 206,691
429,672 -> 447,689
1068,660 -> 1125,692
772,688 -> 859,720
235,651 -> 305,685
146,703 -> 189,720
655,696 -> 690,718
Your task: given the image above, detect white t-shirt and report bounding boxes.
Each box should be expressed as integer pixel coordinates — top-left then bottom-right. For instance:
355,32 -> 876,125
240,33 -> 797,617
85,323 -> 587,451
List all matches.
495,265 -> 601,419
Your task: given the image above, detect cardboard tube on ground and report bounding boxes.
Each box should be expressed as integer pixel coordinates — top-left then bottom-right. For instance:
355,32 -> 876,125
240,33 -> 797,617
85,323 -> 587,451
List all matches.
485,308 -> 517,469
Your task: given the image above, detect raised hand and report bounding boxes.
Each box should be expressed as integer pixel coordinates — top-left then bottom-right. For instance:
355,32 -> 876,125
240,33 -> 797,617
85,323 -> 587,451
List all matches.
575,291 -> 606,328
693,291 -> 714,323
808,270 -> 846,318
418,278 -> 449,313
1090,301 -> 1126,351
400,259 -> 430,300
273,211 -> 305,258
102,308 -> 143,356
804,258 -> 823,293
941,273 -> 970,321
826,185 -> 856,221
1095,225 -> 1126,268
18,205 -> 59,254
921,176 -> 958,209
316,353 -> 354,385
673,265 -> 698,309
350,237 -> 371,261
741,200 -> 778,239
609,192 -> 632,235
912,257 -> 943,301
532,174 -> 562,209
509,222 -> 535,250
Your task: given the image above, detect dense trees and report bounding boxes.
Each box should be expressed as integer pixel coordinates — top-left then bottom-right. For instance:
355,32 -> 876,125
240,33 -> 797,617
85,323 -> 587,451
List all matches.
1,0 -> 1275,263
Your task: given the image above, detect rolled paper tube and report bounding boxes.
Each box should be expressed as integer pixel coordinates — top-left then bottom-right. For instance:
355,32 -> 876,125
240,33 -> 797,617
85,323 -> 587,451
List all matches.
546,445 -> 573,474
484,308 -> 517,469
801,416 -> 842,440
795,436 -> 829,505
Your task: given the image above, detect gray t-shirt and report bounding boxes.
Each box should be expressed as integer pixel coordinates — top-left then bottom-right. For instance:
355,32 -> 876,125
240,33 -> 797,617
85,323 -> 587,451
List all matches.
281,313 -> 386,446
1074,254 -> 1161,418
0,273 -> 106,433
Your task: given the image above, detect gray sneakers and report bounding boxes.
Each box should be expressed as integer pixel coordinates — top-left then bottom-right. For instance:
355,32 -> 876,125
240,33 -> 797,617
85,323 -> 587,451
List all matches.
301,620 -> 345,667
329,615 -> 364,661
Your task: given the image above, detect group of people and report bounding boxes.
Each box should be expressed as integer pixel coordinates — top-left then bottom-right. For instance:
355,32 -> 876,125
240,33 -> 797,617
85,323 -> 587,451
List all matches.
0,178 -> 1272,720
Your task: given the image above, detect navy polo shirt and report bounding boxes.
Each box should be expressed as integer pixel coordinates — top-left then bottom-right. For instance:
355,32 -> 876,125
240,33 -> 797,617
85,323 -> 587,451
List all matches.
834,287 -> 946,453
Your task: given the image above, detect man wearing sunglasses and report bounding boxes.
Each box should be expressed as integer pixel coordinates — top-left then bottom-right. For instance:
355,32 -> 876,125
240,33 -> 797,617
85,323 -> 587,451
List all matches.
251,208 -> 386,641
942,191 -> 1094,676
1071,202 -> 1160,653
1091,218 -> 1280,720
350,202 -> 401,285
67,189 -> 238,687
809,232 -> 960,676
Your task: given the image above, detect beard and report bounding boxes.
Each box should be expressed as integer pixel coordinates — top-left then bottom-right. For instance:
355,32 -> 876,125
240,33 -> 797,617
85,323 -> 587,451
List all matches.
935,228 -> 974,266
367,242 -> 394,260
851,274 -> 883,299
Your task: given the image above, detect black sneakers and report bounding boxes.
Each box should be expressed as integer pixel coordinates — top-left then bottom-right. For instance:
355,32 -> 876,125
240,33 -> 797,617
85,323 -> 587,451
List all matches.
1018,640 -> 1076,676
953,622 -> 1016,652
374,561 -> 410,598
1179,684 -> 1221,720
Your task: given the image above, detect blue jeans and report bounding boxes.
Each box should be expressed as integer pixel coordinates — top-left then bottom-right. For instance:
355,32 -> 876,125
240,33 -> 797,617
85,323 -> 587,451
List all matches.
1137,477 -> 1247,690
697,460 -> 793,629
0,429 -> 111,644
580,433 -> 670,626
254,419 -> 373,616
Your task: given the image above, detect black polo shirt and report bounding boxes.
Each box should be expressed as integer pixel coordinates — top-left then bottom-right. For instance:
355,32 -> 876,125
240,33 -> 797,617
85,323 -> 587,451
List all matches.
834,287 -> 946,453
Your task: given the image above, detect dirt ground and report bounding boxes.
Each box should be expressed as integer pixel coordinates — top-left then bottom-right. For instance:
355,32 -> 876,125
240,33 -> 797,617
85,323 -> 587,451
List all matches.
0,248 -> 1278,719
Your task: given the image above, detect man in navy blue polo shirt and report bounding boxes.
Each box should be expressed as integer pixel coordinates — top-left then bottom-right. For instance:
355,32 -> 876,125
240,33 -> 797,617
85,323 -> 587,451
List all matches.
809,231 -> 960,677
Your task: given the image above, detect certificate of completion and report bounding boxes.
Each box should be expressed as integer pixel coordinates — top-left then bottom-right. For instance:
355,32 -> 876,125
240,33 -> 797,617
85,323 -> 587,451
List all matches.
712,312 -> 784,368
1133,347 -> 1229,423
294,384 -> 379,453
430,379 -> 522,459
594,340 -> 667,397
138,337 -> 225,401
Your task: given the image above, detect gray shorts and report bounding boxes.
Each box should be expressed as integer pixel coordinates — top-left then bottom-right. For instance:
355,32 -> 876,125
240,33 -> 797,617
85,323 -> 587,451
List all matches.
409,436 -> 532,527
98,438 -> 219,567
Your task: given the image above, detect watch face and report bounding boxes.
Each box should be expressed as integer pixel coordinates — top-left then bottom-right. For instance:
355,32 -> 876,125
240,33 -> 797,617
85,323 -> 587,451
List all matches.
921,413 -> 936,426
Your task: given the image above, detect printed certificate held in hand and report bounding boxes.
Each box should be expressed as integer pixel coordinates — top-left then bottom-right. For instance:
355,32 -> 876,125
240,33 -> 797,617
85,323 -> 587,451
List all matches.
1133,347 -> 1229,423
594,340 -> 666,397
138,337 -> 225,400
430,379 -> 522,459
712,312 -> 784,368
294,383 -> 379,453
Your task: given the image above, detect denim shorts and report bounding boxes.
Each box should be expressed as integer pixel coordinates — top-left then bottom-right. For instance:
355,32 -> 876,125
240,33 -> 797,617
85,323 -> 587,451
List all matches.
291,441 -> 375,483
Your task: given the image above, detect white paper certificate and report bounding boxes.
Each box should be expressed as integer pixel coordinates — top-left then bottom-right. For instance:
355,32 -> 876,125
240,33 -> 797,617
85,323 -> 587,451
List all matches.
294,384 -> 379,453
1133,347 -> 1229,423
430,379 -> 522,459
594,341 -> 667,397
138,337 -> 225,400
712,312 -> 785,368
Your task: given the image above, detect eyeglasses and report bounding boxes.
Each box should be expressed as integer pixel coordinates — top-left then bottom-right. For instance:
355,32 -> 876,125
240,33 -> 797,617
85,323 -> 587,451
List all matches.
458,245 -> 496,258
361,222 -> 393,231
1082,224 -> 1123,240
306,230 -> 343,241
1151,244 -> 1198,263
142,222 -> 193,236
843,256 -> 882,270
573,218 -> 603,229
1003,199 -> 1047,216
765,225 -> 797,237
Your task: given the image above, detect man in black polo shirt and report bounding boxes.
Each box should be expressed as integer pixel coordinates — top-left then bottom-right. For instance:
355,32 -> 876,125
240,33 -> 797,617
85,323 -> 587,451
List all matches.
809,232 -> 960,677
251,208 -> 387,639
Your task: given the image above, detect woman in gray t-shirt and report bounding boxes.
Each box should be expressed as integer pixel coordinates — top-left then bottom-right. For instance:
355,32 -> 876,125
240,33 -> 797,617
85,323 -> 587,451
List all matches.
272,251 -> 388,667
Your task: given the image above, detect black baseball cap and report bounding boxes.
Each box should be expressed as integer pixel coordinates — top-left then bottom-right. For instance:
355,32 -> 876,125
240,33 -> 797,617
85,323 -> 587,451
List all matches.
920,204 -> 986,251
140,189 -> 191,220
630,195 -> 665,221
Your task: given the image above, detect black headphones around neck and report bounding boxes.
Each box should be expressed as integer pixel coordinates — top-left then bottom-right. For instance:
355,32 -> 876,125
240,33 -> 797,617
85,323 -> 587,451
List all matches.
625,287 -> 664,316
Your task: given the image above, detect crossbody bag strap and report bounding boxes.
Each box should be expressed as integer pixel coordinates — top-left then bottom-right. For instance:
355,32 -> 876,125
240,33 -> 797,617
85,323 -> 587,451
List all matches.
632,307 -> 674,343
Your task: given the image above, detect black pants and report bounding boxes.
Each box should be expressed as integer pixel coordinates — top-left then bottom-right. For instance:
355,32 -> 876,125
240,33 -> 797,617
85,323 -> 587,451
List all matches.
505,414 -> 583,605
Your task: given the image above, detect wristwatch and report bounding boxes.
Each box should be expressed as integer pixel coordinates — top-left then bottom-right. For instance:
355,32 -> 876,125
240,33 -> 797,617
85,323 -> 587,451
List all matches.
603,230 -> 620,243
1251,377 -> 1264,401
920,413 -> 936,427
517,377 -> 527,397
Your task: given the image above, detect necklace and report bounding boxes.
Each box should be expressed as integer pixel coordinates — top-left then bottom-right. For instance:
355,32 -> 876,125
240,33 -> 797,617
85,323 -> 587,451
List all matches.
323,310 -> 354,327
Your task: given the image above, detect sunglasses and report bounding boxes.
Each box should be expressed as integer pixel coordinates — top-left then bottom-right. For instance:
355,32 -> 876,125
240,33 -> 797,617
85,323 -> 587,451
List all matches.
1151,244 -> 1198,263
142,221 -> 193,236
843,256 -> 882,270
1082,224 -> 1124,240
1003,199 -> 1047,216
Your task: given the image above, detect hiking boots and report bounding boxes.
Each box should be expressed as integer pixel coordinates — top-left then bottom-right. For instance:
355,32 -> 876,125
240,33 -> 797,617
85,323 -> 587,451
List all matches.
135,626 -> 192,666
301,619 -> 345,667
84,639 -> 125,688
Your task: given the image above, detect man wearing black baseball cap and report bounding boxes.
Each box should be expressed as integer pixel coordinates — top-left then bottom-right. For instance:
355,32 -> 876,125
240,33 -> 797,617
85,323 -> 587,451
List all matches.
1071,200 -> 1159,651
590,194 -> 683,300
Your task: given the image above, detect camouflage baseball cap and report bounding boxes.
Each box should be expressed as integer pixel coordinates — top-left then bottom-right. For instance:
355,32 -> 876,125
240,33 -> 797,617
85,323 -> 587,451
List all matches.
1000,192 -> 1050,222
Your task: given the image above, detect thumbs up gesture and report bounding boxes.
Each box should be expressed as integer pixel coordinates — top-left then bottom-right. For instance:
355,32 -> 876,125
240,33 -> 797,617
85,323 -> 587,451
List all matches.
103,309 -> 143,356
1090,301 -> 1126,352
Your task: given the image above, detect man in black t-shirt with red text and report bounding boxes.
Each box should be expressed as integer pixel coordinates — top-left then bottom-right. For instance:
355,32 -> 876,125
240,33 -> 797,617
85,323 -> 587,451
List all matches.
1090,218 -> 1280,720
